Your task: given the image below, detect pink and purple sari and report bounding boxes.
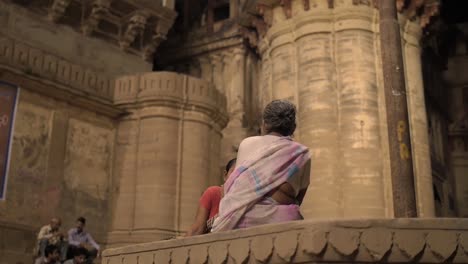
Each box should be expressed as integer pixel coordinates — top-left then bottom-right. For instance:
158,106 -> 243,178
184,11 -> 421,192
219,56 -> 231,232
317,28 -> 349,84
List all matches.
211,136 -> 310,232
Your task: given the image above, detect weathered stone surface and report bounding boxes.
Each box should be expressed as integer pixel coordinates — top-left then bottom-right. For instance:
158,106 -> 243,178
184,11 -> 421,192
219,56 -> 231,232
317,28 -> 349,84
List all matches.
172,247 -> 189,264
208,242 -> 229,264
393,230 -> 426,261
155,250 -> 171,263
103,219 -> 468,264
274,232 -> 298,262
360,228 -> 393,261
426,231 -> 458,261
228,239 -> 250,264
300,229 -> 327,256
189,245 -> 208,264
252,236 -> 273,262
328,228 -> 360,256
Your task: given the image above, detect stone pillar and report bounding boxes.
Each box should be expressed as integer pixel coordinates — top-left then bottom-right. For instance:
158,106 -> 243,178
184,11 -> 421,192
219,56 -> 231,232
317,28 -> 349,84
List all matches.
296,32 -> 340,217
210,54 -> 224,93
401,19 -> 435,217
220,47 -> 249,166
108,72 -> 227,246
257,0 -> 435,218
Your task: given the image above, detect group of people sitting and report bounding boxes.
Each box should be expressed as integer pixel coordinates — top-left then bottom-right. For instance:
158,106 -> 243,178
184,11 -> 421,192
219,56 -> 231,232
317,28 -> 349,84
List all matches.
34,217 -> 100,264
186,100 -> 311,235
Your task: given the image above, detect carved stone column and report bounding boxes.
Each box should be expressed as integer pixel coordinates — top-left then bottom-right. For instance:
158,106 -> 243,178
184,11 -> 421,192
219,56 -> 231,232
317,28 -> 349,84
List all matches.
210,53 -> 224,93
108,72 -> 227,245
256,0 -> 437,218
401,18 -> 435,217
220,47 -> 249,168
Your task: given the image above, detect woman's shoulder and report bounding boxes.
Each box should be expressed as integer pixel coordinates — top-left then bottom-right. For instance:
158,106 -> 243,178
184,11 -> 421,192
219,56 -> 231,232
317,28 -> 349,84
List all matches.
239,136 -> 270,147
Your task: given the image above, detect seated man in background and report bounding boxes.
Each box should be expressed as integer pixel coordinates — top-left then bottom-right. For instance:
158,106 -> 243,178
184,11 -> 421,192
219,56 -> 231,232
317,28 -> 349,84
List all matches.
37,217 -> 67,261
67,217 -> 100,264
64,247 -> 87,264
34,244 -> 60,264
185,158 -> 237,236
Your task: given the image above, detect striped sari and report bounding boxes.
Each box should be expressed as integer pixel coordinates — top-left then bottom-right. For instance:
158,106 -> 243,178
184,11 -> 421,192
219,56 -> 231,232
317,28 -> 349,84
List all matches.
211,136 -> 310,232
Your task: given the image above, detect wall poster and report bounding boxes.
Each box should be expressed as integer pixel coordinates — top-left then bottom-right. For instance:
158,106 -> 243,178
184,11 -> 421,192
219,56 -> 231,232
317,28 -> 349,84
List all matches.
0,81 -> 19,200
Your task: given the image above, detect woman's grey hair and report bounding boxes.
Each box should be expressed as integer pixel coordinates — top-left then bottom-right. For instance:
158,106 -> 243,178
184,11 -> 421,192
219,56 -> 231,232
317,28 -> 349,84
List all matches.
263,100 -> 296,136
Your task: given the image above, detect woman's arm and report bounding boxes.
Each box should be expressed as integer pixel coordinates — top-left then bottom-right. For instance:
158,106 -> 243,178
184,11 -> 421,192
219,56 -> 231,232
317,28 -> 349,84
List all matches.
185,206 -> 209,237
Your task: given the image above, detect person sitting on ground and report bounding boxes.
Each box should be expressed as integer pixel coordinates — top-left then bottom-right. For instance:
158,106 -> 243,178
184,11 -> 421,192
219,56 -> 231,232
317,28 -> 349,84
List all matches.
212,100 -> 311,232
34,244 -> 60,264
63,247 -> 87,264
67,217 -> 99,264
185,158 -> 237,236
37,217 -> 67,261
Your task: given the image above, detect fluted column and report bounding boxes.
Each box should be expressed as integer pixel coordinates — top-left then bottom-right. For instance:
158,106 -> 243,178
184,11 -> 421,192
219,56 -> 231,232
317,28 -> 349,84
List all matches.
335,16 -> 384,218
296,32 -> 340,217
401,19 -> 435,217
258,1 -> 387,218
257,0 -> 435,218
220,47 -> 249,166
108,72 -> 227,246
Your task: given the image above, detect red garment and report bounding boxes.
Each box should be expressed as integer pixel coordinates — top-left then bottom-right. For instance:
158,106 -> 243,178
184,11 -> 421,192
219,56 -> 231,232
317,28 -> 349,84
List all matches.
199,186 -> 222,219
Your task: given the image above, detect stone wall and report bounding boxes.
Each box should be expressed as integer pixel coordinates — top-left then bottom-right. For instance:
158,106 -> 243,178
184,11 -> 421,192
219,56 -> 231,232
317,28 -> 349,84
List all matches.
107,72 -> 228,247
256,0 -> 434,218
0,0 -> 176,260
102,218 -> 468,264
0,87 -> 116,263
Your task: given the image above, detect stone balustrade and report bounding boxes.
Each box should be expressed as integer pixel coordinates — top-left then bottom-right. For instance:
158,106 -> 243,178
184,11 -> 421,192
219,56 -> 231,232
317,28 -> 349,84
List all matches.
103,218 -> 468,264
114,72 -> 228,124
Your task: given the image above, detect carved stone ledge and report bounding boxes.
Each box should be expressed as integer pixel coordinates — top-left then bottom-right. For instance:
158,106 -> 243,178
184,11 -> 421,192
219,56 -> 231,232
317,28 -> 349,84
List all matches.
8,0 -> 177,61
240,0 -> 440,50
113,72 -> 228,128
103,219 -> 468,264
0,34 -> 114,101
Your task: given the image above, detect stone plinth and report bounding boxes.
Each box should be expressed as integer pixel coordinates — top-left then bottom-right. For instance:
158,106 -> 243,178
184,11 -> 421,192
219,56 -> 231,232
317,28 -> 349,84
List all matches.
103,218 -> 468,264
108,72 -> 228,247
255,0 -> 434,219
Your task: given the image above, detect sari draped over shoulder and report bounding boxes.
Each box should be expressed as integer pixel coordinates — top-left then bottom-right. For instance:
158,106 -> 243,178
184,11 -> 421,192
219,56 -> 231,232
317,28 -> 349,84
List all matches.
211,136 -> 310,232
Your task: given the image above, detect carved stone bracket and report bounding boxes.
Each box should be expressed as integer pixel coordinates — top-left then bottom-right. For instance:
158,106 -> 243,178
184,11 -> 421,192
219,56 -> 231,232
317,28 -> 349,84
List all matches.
143,34 -> 166,62
48,0 -> 72,22
11,0 -> 177,61
120,11 -> 149,51
82,0 -> 112,36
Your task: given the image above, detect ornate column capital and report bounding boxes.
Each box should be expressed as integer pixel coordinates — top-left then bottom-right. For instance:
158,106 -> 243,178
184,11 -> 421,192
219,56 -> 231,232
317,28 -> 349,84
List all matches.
120,11 -> 150,51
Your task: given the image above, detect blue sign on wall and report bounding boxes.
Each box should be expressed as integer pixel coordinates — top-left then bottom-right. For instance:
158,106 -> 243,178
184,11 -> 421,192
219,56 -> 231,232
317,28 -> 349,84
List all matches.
0,81 -> 19,200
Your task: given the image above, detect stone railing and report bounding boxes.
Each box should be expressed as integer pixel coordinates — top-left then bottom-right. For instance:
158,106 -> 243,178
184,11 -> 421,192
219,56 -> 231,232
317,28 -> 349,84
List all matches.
103,219 -> 468,264
114,72 -> 228,125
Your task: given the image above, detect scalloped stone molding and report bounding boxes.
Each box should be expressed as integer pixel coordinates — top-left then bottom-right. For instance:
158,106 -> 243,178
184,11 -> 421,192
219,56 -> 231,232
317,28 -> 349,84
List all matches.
103,219 -> 468,264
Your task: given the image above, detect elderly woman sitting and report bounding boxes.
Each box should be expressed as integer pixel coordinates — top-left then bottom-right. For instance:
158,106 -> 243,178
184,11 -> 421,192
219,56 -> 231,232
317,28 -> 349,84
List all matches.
212,100 -> 311,232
